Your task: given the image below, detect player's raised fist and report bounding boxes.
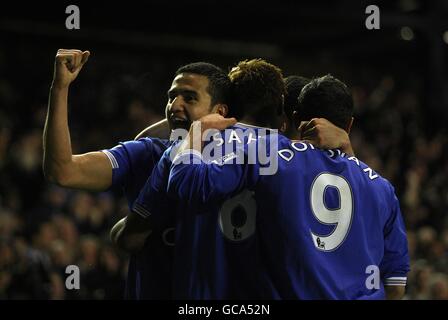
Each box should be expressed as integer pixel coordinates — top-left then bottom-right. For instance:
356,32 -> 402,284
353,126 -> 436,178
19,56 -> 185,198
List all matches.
52,49 -> 90,88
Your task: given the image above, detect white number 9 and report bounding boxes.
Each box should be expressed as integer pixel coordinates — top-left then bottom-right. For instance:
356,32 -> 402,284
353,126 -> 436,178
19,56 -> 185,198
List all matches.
310,173 -> 353,252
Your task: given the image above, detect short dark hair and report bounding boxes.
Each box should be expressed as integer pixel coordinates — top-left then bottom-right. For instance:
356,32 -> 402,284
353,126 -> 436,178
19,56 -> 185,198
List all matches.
175,62 -> 231,106
296,74 -> 354,129
284,75 -> 310,120
228,59 -> 286,127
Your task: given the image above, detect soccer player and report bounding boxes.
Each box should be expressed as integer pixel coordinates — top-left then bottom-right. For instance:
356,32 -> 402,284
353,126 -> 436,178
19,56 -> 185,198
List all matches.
42,49 -> 231,298
132,59 -> 284,299
131,60 -> 358,298
144,70 -> 409,299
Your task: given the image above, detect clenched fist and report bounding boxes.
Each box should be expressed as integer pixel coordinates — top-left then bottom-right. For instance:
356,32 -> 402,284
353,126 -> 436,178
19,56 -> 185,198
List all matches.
52,49 -> 90,88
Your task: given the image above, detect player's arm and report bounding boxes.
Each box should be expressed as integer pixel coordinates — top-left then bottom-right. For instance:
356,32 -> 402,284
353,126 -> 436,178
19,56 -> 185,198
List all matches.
111,150 -> 171,253
380,186 -> 410,299
134,119 -> 170,140
110,213 -> 153,254
168,114 -> 250,204
299,118 -> 355,156
43,49 -> 113,192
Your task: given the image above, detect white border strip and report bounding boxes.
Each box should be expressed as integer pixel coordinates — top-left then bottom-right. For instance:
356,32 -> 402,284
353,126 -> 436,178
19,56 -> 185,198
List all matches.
102,150 -> 119,169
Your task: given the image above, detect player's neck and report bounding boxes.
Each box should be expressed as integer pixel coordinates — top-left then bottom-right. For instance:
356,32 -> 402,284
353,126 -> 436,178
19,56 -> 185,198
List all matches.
285,127 -> 300,140
239,116 -> 276,130
239,116 -> 257,127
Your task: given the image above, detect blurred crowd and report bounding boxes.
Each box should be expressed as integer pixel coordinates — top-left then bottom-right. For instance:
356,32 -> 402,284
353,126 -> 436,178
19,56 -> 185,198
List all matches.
350,75 -> 448,299
0,41 -> 447,299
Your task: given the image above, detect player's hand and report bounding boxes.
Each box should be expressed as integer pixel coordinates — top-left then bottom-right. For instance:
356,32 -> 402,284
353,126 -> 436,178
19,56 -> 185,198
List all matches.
177,114 -> 236,154
195,113 -> 237,132
52,49 -> 90,88
299,118 -> 354,155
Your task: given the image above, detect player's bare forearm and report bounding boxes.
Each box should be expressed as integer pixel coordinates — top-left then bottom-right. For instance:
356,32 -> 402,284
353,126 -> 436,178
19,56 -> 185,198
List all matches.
385,286 -> 405,300
134,119 -> 170,140
43,85 -> 73,183
110,214 -> 152,254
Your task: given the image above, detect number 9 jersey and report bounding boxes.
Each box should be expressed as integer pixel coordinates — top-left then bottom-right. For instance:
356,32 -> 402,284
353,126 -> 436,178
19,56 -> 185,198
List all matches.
166,124 -> 410,299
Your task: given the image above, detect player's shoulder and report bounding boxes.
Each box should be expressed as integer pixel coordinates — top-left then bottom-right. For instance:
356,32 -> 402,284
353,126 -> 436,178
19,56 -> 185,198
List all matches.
373,172 -> 397,199
134,137 -> 171,148
340,154 -> 397,198
290,144 -> 391,186
109,137 -> 171,158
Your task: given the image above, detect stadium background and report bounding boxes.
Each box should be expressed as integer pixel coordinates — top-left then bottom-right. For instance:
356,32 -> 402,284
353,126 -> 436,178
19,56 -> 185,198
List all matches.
0,0 -> 447,299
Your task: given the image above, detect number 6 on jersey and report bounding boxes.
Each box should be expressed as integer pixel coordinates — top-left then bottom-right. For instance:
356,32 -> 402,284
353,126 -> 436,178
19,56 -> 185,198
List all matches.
310,173 -> 353,252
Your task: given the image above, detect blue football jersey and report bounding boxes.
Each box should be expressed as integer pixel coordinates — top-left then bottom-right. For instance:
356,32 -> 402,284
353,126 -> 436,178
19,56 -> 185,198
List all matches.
133,125 -> 281,299
102,137 -> 174,299
165,124 -> 410,299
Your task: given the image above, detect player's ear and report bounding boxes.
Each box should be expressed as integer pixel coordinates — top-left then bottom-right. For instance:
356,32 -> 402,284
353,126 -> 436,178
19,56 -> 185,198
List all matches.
214,104 -> 228,117
345,117 -> 354,134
